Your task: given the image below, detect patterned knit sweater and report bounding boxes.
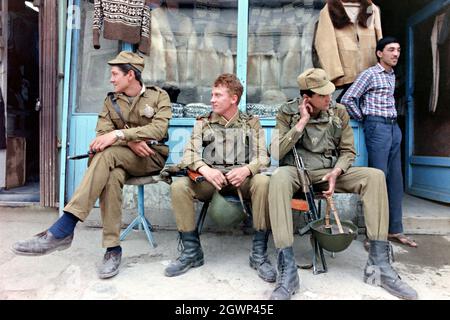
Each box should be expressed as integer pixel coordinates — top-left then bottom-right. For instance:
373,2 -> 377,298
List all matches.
93,0 -> 151,55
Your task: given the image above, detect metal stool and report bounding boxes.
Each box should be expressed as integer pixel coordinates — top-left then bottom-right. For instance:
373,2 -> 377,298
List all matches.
195,195 -> 252,235
120,173 -> 171,248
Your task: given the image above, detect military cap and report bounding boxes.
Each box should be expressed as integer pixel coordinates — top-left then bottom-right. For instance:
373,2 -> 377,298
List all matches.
297,68 -> 335,95
108,51 -> 145,72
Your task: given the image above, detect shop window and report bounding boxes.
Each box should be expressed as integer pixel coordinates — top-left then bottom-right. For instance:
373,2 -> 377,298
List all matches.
74,0 -> 121,113
142,0 -> 238,118
246,0 -> 323,118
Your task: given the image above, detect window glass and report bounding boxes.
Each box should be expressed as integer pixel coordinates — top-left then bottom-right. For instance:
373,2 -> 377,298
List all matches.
142,0 -> 238,118
75,0 -> 120,113
246,0 -> 324,117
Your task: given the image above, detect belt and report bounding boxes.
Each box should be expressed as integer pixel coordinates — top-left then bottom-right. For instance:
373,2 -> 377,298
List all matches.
364,115 -> 397,124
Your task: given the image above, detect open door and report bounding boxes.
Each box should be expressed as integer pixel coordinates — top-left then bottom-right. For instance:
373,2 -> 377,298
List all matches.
0,0 -> 58,206
405,0 -> 450,203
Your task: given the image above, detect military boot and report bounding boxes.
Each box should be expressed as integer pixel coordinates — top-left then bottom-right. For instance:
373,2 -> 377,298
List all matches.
249,230 -> 277,282
165,231 -> 204,277
270,247 -> 300,300
364,240 -> 418,300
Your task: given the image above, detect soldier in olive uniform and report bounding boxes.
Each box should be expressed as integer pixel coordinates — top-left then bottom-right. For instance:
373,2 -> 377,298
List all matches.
268,68 -> 417,300
12,51 -> 172,279
165,74 -> 277,283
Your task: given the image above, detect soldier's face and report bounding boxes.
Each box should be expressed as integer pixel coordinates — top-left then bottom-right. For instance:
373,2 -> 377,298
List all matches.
308,93 -> 331,113
211,85 -> 238,117
110,66 -> 132,93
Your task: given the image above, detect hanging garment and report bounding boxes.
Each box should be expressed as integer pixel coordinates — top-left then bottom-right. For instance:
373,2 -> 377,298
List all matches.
141,6 -> 178,83
429,12 -> 447,113
93,0 -> 151,54
314,0 -> 383,87
166,8 -> 197,84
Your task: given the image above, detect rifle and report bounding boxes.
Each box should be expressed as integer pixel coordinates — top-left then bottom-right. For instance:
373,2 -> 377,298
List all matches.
292,147 -> 327,274
68,139 -> 161,160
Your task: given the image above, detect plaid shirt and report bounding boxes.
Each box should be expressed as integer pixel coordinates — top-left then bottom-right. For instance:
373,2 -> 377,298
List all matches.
341,63 -> 397,121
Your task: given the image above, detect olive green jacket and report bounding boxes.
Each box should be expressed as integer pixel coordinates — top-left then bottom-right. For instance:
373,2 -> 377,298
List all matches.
272,98 -> 356,173
182,111 -> 270,175
95,85 -> 172,156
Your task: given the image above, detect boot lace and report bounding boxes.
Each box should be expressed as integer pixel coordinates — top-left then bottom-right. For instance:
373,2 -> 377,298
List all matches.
177,234 -> 184,253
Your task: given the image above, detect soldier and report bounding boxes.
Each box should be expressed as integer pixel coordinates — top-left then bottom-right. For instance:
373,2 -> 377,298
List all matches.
268,68 -> 417,300
165,74 -> 276,284
12,51 -> 172,279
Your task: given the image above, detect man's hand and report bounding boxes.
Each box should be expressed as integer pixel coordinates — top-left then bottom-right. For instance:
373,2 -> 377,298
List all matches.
198,166 -> 227,190
89,131 -> 117,153
321,168 -> 343,197
127,141 -> 156,157
295,97 -> 313,131
225,166 -> 251,188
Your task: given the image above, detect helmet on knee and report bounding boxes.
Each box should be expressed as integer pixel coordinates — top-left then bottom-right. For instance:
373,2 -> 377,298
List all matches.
207,191 -> 247,228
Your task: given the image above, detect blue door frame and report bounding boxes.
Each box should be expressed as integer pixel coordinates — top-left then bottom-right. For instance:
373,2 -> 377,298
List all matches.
405,0 -> 450,203
59,1 -> 368,212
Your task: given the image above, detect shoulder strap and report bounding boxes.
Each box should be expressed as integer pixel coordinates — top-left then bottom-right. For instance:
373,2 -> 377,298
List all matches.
108,93 -> 129,129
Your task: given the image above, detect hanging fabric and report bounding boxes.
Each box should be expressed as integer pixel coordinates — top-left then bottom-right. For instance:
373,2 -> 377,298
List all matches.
93,0 -> 151,55
314,0 -> 383,87
429,11 -> 447,113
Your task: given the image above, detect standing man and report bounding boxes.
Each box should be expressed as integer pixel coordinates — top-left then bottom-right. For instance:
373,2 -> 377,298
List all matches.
268,68 -> 417,300
341,37 -> 417,248
165,74 -> 276,284
12,51 -> 172,279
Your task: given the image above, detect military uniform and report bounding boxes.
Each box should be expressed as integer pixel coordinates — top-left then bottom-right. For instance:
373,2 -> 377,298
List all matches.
269,98 -> 389,248
268,68 -> 417,301
171,110 -> 271,231
64,85 -> 172,248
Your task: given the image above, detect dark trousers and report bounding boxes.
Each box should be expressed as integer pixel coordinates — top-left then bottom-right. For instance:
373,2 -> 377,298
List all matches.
363,116 -> 404,234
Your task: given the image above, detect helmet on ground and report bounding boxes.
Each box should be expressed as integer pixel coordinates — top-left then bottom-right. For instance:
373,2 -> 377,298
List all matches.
207,191 -> 247,228
310,218 -> 358,252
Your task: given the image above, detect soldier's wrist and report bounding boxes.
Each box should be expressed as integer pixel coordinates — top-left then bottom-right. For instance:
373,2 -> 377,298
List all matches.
114,130 -> 125,141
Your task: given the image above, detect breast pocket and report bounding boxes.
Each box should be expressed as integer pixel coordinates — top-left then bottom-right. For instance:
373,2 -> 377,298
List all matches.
138,103 -> 157,125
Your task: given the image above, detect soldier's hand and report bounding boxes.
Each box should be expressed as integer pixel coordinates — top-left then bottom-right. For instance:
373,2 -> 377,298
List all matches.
295,98 -> 312,131
198,166 -> 227,190
128,141 -> 156,157
321,168 -> 343,196
226,166 -> 251,188
89,131 -> 117,153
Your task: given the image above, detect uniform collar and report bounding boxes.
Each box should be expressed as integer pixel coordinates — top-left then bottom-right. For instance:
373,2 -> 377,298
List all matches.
209,110 -> 240,127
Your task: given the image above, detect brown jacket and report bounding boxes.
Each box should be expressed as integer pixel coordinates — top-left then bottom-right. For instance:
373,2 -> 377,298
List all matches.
272,98 -> 356,173
96,85 -> 172,156
181,111 -> 270,175
314,2 -> 382,87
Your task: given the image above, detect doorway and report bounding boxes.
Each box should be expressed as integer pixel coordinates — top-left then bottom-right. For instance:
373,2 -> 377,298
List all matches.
0,0 -> 39,202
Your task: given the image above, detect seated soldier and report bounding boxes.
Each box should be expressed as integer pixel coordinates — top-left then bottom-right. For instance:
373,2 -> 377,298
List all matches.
11,51 -> 172,279
165,73 -> 276,284
268,68 -> 418,300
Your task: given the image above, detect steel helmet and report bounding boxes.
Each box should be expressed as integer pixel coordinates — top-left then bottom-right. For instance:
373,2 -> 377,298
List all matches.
310,218 -> 358,252
207,191 -> 247,228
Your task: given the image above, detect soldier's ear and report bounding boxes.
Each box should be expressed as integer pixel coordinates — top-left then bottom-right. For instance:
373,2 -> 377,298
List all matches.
231,94 -> 238,105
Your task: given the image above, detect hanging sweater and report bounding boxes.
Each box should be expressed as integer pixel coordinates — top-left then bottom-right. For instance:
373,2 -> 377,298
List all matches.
93,0 -> 151,55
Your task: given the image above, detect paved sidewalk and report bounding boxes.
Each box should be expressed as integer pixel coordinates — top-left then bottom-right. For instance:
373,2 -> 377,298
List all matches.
0,207 -> 449,300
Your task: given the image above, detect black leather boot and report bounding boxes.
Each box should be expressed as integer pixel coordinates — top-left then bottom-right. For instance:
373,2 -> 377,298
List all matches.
249,230 -> 277,283
364,240 -> 418,300
165,231 -> 204,277
270,247 -> 300,300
